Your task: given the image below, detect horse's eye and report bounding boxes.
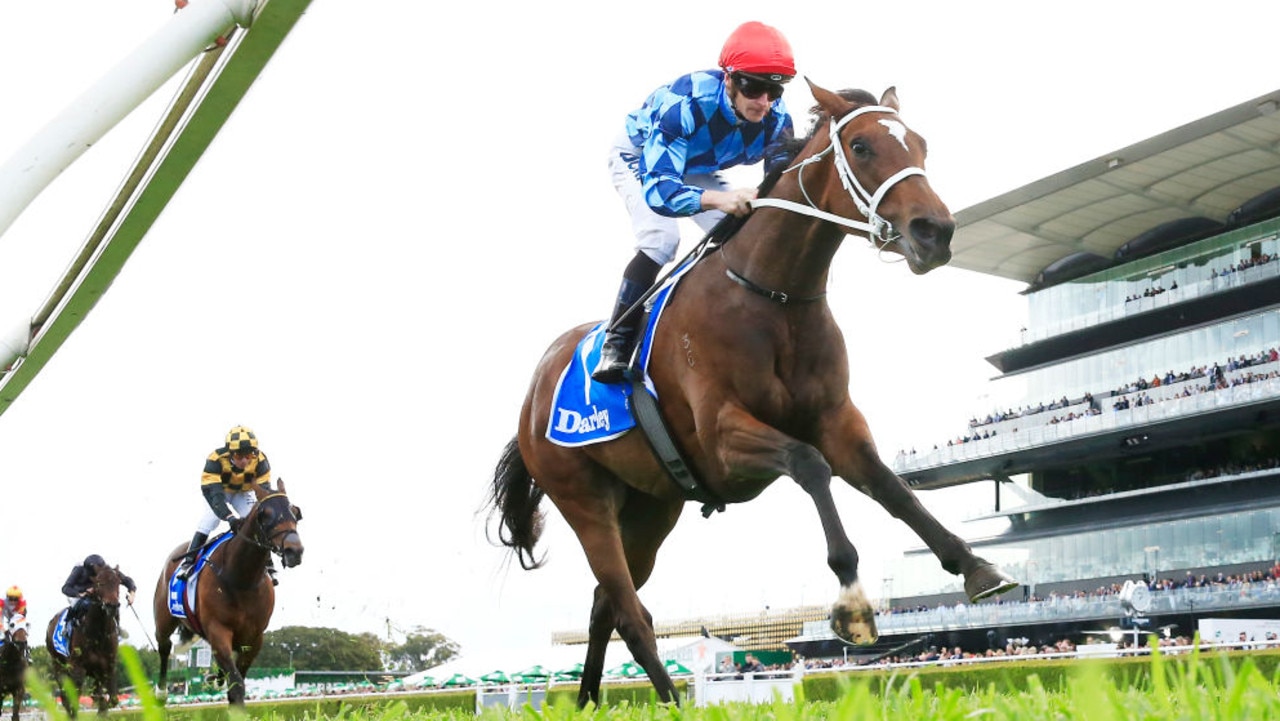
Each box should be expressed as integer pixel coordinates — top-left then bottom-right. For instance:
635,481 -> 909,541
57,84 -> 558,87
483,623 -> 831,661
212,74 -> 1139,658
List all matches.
849,141 -> 871,159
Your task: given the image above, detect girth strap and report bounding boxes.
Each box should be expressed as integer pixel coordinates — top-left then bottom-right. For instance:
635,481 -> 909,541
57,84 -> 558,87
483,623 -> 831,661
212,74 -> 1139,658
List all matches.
628,376 -> 725,517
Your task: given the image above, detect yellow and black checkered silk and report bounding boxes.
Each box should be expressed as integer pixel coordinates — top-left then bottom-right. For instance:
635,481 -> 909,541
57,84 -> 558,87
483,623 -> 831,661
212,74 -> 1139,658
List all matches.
201,449 -> 273,492
225,425 -> 259,453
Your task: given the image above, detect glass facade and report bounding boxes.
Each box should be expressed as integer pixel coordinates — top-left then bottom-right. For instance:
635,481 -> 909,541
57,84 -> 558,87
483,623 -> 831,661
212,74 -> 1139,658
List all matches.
1022,217 -> 1280,345
1006,308 -> 1280,408
889,504 -> 1280,599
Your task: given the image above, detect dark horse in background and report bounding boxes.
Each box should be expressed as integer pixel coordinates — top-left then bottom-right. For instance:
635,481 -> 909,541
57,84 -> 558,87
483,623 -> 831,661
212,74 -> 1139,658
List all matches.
153,481 -> 303,707
488,82 -> 1017,706
0,615 -> 27,721
45,565 -> 123,717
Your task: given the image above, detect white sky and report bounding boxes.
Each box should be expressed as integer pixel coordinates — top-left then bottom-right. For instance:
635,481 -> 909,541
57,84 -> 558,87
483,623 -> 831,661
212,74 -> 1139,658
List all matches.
0,0 -> 1276,672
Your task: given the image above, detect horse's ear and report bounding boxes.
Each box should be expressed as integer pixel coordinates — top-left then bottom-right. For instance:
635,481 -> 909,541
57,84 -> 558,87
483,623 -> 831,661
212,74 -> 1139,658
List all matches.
276,478 -> 287,495
805,77 -> 851,117
879,86 -> 900,112
292,505 -> 303,522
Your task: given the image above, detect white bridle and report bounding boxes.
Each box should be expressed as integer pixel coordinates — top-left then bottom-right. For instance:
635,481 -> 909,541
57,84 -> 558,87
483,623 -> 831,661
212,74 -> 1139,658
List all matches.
750,104 -> 926,248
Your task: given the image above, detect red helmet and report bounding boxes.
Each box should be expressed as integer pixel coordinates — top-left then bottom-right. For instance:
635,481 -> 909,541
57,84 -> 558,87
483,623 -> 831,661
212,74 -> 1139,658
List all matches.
718,21 -> 795,81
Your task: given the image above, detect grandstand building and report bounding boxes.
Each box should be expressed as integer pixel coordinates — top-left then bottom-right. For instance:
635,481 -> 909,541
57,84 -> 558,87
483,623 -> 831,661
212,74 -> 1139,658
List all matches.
785,87 -> 1280,661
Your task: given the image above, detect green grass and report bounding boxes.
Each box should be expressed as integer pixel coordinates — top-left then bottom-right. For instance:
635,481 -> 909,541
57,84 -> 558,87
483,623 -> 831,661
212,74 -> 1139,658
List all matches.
19,644 -> 1280,720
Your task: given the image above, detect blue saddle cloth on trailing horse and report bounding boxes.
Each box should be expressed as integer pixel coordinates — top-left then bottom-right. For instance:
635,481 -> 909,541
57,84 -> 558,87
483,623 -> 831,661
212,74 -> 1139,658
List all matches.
51,609 -> 71,657
167,532 -> 234,620
546,261 -> 695,447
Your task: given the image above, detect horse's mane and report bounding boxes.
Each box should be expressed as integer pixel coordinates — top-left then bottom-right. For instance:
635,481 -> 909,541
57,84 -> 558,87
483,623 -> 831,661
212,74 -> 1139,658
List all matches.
707,89 -> 878,246
758,88 -> 878,196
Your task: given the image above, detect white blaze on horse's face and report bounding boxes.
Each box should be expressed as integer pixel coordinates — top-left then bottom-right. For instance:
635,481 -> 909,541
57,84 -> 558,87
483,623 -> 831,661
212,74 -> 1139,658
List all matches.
879,119 -> 909,152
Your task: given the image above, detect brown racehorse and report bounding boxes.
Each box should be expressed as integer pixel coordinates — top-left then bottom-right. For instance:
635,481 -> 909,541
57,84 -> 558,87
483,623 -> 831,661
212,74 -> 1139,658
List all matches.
152,481 -> 303,706
45,565 -> 123,717
487,83 -> 1018,706
0,617 -> 28,721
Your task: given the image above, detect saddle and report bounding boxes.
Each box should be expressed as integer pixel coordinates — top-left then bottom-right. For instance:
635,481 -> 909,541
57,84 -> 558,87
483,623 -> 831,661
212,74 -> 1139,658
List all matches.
167,532 -> 234,623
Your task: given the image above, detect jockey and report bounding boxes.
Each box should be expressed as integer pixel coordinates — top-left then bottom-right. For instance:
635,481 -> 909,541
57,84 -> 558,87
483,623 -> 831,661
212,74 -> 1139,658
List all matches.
2,586 -> 29,662
175,425 -> 279,585
1,586 -> 27,624
592,21 -> 796,383
62,555 -> 136,626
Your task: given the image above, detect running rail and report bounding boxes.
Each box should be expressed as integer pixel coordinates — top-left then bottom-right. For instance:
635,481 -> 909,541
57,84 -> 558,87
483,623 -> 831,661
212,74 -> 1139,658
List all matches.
0,0 -> 313,414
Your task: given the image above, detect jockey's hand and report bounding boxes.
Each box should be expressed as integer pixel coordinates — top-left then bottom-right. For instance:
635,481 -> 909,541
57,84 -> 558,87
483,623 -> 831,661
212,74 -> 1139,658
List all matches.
228,516 -> 243,534
702,188 -> 758,217
126,589 -> 136,607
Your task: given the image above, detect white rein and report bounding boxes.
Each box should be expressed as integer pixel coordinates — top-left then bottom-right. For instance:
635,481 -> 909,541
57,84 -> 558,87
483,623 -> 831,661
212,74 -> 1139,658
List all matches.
750,104 -> 925,251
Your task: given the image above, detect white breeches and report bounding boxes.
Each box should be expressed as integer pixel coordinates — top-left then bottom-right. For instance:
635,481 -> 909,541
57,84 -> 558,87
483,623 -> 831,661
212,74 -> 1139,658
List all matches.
195,490 -> 257,535
609,132 -> 728,265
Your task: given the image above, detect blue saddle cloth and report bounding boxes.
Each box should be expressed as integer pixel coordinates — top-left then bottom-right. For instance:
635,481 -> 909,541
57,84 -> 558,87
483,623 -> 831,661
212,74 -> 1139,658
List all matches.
546,261 -> 694,447
167,532 -> 233,619
51,609 -> 70,657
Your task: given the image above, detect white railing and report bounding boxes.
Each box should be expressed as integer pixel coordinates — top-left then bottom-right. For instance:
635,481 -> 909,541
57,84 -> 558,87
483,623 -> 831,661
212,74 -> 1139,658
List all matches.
893,375 -> 1280,474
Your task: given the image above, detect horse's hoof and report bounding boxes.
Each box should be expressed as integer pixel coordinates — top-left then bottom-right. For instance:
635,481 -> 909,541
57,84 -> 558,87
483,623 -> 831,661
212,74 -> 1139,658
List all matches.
830,582 -> 879,645
965,562 -> 1018,602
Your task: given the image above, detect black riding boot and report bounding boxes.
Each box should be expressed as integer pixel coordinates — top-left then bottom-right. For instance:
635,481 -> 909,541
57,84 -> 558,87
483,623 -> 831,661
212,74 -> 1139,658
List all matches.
174,532 -> 209,580
265,557 -> 279,587
70,597 -> 89,627
592,253 -> 661,384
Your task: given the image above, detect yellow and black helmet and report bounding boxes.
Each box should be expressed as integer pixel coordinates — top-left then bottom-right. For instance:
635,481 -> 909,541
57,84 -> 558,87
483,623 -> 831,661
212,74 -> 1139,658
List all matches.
225,425 -> 259,454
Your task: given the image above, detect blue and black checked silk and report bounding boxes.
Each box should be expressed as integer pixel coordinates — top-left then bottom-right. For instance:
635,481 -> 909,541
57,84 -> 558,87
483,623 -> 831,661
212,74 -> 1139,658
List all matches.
624,69 -> 793,218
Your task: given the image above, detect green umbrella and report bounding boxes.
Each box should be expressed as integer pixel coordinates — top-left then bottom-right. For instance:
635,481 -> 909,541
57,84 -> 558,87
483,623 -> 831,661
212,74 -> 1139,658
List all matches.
664,659 -> 693,675
412,675 -> 437,688
440,672 -> 477,688
605,661 -> 645,678
555,662 -> 584,679
480,670 -> 511,684
513,664 -> 550,682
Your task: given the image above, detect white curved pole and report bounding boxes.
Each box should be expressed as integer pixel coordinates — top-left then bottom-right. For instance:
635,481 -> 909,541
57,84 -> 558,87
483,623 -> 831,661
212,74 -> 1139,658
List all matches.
0,0 -> 259,242
0,323 -> 28,372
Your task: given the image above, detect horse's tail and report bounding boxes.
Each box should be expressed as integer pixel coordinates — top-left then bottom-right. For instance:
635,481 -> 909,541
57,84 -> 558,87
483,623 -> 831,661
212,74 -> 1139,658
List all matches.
484,436 -> 546,570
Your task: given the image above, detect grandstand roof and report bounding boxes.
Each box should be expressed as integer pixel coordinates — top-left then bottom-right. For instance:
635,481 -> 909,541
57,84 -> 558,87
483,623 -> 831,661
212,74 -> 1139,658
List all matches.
951,88 -> 1280,285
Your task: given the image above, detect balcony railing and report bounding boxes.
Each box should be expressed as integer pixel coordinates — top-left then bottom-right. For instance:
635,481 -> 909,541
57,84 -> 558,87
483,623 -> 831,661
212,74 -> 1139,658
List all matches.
870,583 -> 1280,636
1019,260 -> 1280,347
893,375 -> 1280,474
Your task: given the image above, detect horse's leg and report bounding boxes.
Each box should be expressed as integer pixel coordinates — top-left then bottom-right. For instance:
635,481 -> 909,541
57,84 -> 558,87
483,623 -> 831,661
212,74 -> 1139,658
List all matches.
711,406 -> 879,643
153,577 -> 179,702
95,669 -> 110,718
550,481 -> 681,705
577,586 -> 614,708
67,665 -> 86,719
106,656 -> 120,716
235,640 -> 261,685
205,627 -> 246,706
818,402 -> 1017,601
575,490 -> 684,707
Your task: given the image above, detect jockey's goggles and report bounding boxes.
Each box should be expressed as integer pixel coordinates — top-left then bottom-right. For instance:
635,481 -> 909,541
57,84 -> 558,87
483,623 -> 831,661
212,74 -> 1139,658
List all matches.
231,448 -> 259,458
732,72 -> 788,102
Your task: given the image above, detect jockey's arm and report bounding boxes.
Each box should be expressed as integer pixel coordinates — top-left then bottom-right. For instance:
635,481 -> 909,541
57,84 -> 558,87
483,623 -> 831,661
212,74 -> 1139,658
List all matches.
700,188 -> 758,217
120,571 -> 137,605
200,483 -> 236,521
